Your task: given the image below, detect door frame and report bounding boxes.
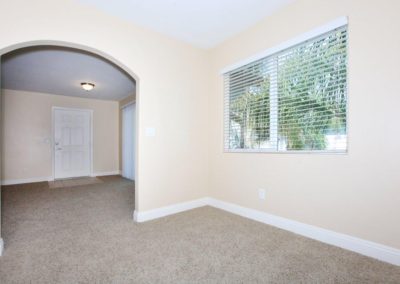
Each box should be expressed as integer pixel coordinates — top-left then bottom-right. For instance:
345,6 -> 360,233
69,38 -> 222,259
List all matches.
51,106 -> 94,180
0,41 -> 140,257
121,101 -> 136,180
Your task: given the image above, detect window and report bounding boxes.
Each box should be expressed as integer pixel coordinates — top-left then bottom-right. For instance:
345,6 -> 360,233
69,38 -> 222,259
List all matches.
224,24 -> 348,153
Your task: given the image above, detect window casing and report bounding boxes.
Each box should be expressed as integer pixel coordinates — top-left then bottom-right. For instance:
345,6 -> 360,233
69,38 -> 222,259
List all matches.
224,24 -> 348,153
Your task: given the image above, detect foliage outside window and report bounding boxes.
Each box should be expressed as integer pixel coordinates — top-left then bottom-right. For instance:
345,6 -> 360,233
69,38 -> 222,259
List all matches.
224,25 -> 348,152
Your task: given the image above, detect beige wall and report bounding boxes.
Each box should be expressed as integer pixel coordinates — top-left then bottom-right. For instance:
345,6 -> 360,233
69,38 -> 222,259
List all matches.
119,95 -> 136,108
1,89 -> 119,180
0,0 -> 210,218
208,0 -> 400,249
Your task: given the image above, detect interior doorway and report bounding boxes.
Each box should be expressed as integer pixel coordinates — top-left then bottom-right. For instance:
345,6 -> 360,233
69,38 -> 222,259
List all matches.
53,107 -> 93,179
0,40 -> 140,210
0,41 -> 140,258
122,102 -> 135,180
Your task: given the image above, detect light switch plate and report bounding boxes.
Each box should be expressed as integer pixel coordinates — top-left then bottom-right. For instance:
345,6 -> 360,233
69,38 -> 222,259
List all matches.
258,188 -> 266,200
145,127 -> 156,137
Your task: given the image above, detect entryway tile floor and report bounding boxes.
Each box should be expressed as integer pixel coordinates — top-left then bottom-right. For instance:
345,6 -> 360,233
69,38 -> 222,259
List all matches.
48,177 -> 103,189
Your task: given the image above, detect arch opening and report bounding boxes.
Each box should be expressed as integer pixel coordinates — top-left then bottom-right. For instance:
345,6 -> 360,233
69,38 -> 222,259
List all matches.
0,40 -> 140,236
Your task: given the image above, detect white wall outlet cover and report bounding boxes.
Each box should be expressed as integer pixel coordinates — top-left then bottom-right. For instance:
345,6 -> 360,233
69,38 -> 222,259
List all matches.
258,188 -> 266,200
145,127 -> 156,137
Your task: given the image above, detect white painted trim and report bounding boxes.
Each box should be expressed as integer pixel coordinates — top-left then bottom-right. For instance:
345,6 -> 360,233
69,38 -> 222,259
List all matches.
91,170 -> 121,177
207,198 -> 400,266
1,176 -> 53,185
133,196 -> 400,266
133,198 -> 209,222
52,107 -> 94,180
220,16 -> 348,74
0,238 -> 4,256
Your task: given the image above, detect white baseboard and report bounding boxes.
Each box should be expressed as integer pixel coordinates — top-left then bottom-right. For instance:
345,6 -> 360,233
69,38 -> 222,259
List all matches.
207,198 -> 400,266
1,176 -> 53,186
0,171 -> 121,185
134,198 -> 209,222
133,197 -> 400,266
91,170 -> 121,177
0,238 -> 4,256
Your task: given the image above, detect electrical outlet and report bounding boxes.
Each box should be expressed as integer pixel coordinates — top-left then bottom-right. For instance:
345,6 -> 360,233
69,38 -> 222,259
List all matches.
258,188 -> 266,200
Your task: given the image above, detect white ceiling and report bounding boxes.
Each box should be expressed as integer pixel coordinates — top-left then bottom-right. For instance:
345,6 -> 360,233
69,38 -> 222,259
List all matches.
76,0 -> 294,49
1,47 -> 136,101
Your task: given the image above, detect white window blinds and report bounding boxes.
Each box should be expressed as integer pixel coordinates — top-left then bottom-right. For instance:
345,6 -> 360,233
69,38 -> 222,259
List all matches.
224,25 -> 348,153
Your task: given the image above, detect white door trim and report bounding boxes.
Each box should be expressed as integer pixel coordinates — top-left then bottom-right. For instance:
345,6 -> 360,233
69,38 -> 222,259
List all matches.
51,107 -> 94,180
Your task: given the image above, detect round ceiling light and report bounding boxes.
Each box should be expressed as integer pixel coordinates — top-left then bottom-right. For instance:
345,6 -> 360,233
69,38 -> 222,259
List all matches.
81,82 -> 95,91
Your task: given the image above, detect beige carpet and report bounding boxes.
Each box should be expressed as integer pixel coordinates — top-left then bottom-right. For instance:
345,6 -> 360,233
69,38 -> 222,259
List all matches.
1,176 -> 399,283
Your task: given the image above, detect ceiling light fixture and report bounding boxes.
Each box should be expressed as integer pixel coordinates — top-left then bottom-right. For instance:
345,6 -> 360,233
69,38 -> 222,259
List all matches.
81,82 -> 95,91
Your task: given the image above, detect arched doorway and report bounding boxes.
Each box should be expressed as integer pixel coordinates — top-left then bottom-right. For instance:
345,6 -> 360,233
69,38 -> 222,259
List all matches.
0,41 -> 140,254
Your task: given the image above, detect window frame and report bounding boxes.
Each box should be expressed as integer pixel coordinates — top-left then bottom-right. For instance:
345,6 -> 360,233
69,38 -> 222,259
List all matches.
222,17 -> 349,154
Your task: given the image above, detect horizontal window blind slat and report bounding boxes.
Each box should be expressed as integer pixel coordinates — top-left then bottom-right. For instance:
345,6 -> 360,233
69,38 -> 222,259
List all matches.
224,25 -> 347,152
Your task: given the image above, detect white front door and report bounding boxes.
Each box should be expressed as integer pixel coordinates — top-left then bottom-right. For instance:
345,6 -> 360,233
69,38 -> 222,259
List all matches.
54,108 -> 92,179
